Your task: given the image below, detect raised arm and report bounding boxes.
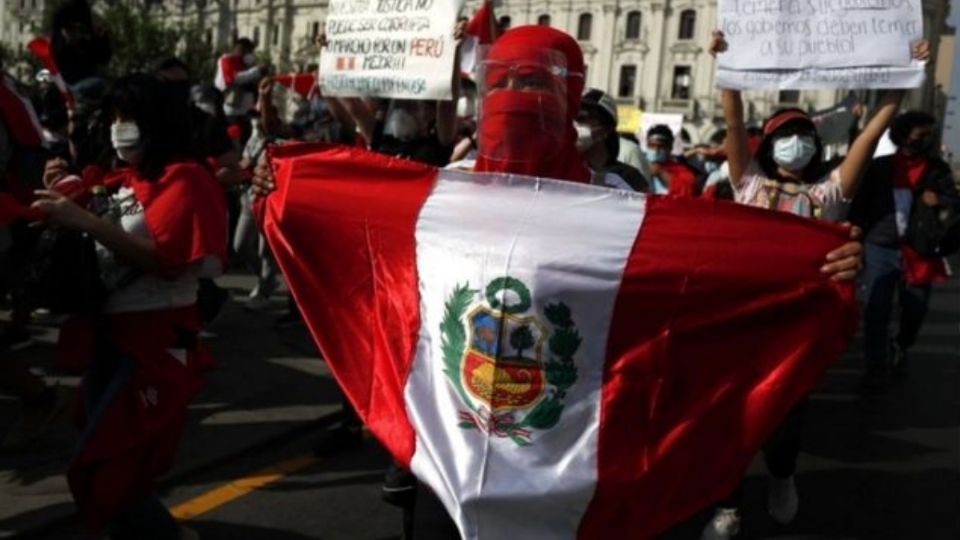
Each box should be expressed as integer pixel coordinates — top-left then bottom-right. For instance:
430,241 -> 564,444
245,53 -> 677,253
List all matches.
836,39 -> 929,198
710,31 -> 751,188
836,89 -> 904,198
435,19 -> 467,147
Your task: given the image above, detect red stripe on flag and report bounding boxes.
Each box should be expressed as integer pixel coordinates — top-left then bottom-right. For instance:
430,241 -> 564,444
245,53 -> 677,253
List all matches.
260,144 -> 437,467
27,37 -> 74,110
578,196 -> 858,538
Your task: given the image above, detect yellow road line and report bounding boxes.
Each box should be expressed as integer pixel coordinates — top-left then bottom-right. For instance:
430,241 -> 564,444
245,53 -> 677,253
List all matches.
171,453 -> 318,520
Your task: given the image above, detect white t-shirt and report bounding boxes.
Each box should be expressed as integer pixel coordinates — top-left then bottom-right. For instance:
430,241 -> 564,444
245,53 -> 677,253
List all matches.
96,186 -> 201,313
733,161 -> 847,222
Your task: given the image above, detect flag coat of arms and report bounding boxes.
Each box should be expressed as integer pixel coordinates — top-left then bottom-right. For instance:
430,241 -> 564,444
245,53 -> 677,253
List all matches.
258,143 -> 858,539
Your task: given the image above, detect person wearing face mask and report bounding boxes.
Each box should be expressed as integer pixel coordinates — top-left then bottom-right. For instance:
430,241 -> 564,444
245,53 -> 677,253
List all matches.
703,30 -> 928,540
214,37 -> 267,137
645,124 -> 702,197
712,31 -> 927,221
576,88 -> 647,192
850,111 -> 959,387
32,74 -> 226,540
252,25 -> 868,539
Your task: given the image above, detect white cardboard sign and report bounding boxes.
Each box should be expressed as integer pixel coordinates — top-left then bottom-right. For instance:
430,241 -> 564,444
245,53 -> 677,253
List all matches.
717,0 -> 925,90
319,0 -> 464,100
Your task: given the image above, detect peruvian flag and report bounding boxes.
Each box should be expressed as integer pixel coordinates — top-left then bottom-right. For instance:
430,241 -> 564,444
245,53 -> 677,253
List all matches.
259,143 -> 858,539
27,37 -> 75,111
273,73 -> 317,99
460,0 -> 500,76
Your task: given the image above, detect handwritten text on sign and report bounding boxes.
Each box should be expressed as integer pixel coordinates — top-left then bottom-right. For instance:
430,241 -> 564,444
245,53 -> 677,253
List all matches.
320,0 -> 463,100
716,0 -> 924,89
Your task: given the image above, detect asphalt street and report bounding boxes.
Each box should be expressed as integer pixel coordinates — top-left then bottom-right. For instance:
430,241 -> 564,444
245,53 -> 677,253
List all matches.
3,273 -> 958,540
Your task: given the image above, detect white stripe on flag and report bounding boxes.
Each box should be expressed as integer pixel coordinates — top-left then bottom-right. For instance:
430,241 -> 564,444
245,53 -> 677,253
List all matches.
407,170 -> 646,540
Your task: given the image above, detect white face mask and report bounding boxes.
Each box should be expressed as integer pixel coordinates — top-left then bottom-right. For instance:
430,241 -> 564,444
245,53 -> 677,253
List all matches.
243,53 -> 256,66
772,135 -> 816,171
111,121 -> 142,164
384,108 -> 420,141
575,123 -> 594,152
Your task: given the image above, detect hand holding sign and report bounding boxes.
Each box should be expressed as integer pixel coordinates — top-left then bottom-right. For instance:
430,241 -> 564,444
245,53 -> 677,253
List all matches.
319,0 -> 465,100
715,0 -> 926,90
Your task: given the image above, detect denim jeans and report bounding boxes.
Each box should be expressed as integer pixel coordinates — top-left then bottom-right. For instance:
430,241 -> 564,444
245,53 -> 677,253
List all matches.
862,243 -> 932,371
233,187 -> 278,298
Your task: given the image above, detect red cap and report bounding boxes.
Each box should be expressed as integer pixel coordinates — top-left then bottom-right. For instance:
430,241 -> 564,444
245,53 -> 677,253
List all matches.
762,109 -> 815,138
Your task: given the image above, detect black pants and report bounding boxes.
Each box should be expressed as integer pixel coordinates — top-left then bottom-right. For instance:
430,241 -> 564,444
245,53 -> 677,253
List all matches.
721,398 -> 806,508
412,482 -> 460,540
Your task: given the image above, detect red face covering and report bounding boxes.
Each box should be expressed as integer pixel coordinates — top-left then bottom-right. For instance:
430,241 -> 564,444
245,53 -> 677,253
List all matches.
473,26 -> 591,183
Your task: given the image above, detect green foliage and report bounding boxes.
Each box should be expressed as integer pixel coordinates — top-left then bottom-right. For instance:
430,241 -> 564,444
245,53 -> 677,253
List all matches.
544,302 -> 573,328
509,324 -> 535,356
485,276 -> 532,314
545,360 -> 576,392
521,397 -> 563,430
440,284 -> 476,406
76,1 -> 217,81
549,327 -> 582,358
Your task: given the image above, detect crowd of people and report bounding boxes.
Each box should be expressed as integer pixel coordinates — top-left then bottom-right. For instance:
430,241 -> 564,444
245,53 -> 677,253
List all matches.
1,1 -> 958,538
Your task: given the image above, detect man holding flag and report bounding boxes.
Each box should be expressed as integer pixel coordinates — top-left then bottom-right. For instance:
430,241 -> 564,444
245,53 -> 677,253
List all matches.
252,24 -> 862,539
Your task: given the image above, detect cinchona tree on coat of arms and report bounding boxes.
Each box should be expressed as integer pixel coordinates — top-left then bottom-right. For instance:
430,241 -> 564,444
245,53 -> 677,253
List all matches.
440,276 -> 581,446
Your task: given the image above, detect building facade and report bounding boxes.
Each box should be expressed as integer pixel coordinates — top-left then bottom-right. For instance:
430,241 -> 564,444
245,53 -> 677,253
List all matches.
1,0 -> 951,145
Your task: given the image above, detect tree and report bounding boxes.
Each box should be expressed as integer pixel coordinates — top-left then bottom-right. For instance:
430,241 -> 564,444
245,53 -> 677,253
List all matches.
34,0 -> 216,81
509,325 -> 535,359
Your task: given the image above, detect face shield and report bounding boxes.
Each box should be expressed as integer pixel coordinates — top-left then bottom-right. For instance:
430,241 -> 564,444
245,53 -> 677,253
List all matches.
477,48 -> 575,165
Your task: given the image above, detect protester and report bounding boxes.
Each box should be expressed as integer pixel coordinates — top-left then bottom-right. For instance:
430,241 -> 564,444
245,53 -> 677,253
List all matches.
851,111 -> 959,386
645,124 -> 702,196
214,37 -> 266,136
155,58 -> 237,324
253,24 -> 864,540
32,74 -> 226,539
576,88 -> 647,191
704,30 -> 927,540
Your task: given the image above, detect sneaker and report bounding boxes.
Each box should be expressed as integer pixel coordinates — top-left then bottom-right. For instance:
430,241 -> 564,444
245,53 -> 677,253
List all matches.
701,507 -> 741,540
312,423 -> 363,456
1,385 -> 71,451
0,325 -> 33,352
244,292 -> 271,312
767,475 -> 799,525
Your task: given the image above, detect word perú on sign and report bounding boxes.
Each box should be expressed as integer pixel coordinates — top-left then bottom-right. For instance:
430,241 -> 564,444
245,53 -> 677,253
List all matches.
319,0 -> 464,99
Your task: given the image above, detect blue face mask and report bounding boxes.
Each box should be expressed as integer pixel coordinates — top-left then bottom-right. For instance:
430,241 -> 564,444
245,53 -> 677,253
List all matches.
645,149 -> 668,164
772,135 -> 816,171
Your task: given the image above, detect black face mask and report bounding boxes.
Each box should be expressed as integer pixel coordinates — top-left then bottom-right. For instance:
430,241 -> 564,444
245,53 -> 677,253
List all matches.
906,137 -> 933,154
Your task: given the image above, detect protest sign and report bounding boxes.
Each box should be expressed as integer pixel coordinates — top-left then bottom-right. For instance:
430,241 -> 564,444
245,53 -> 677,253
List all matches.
639,112 -> 685,154
717,0 -> 924,90
319,0 -> 465,100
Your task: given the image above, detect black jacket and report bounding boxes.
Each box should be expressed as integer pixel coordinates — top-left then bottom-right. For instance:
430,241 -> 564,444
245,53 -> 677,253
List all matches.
849,154 -> 958,247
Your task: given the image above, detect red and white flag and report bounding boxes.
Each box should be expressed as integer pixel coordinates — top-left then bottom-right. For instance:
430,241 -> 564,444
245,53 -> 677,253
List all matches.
27,37 -> 75,111
259,143 -> 858,539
